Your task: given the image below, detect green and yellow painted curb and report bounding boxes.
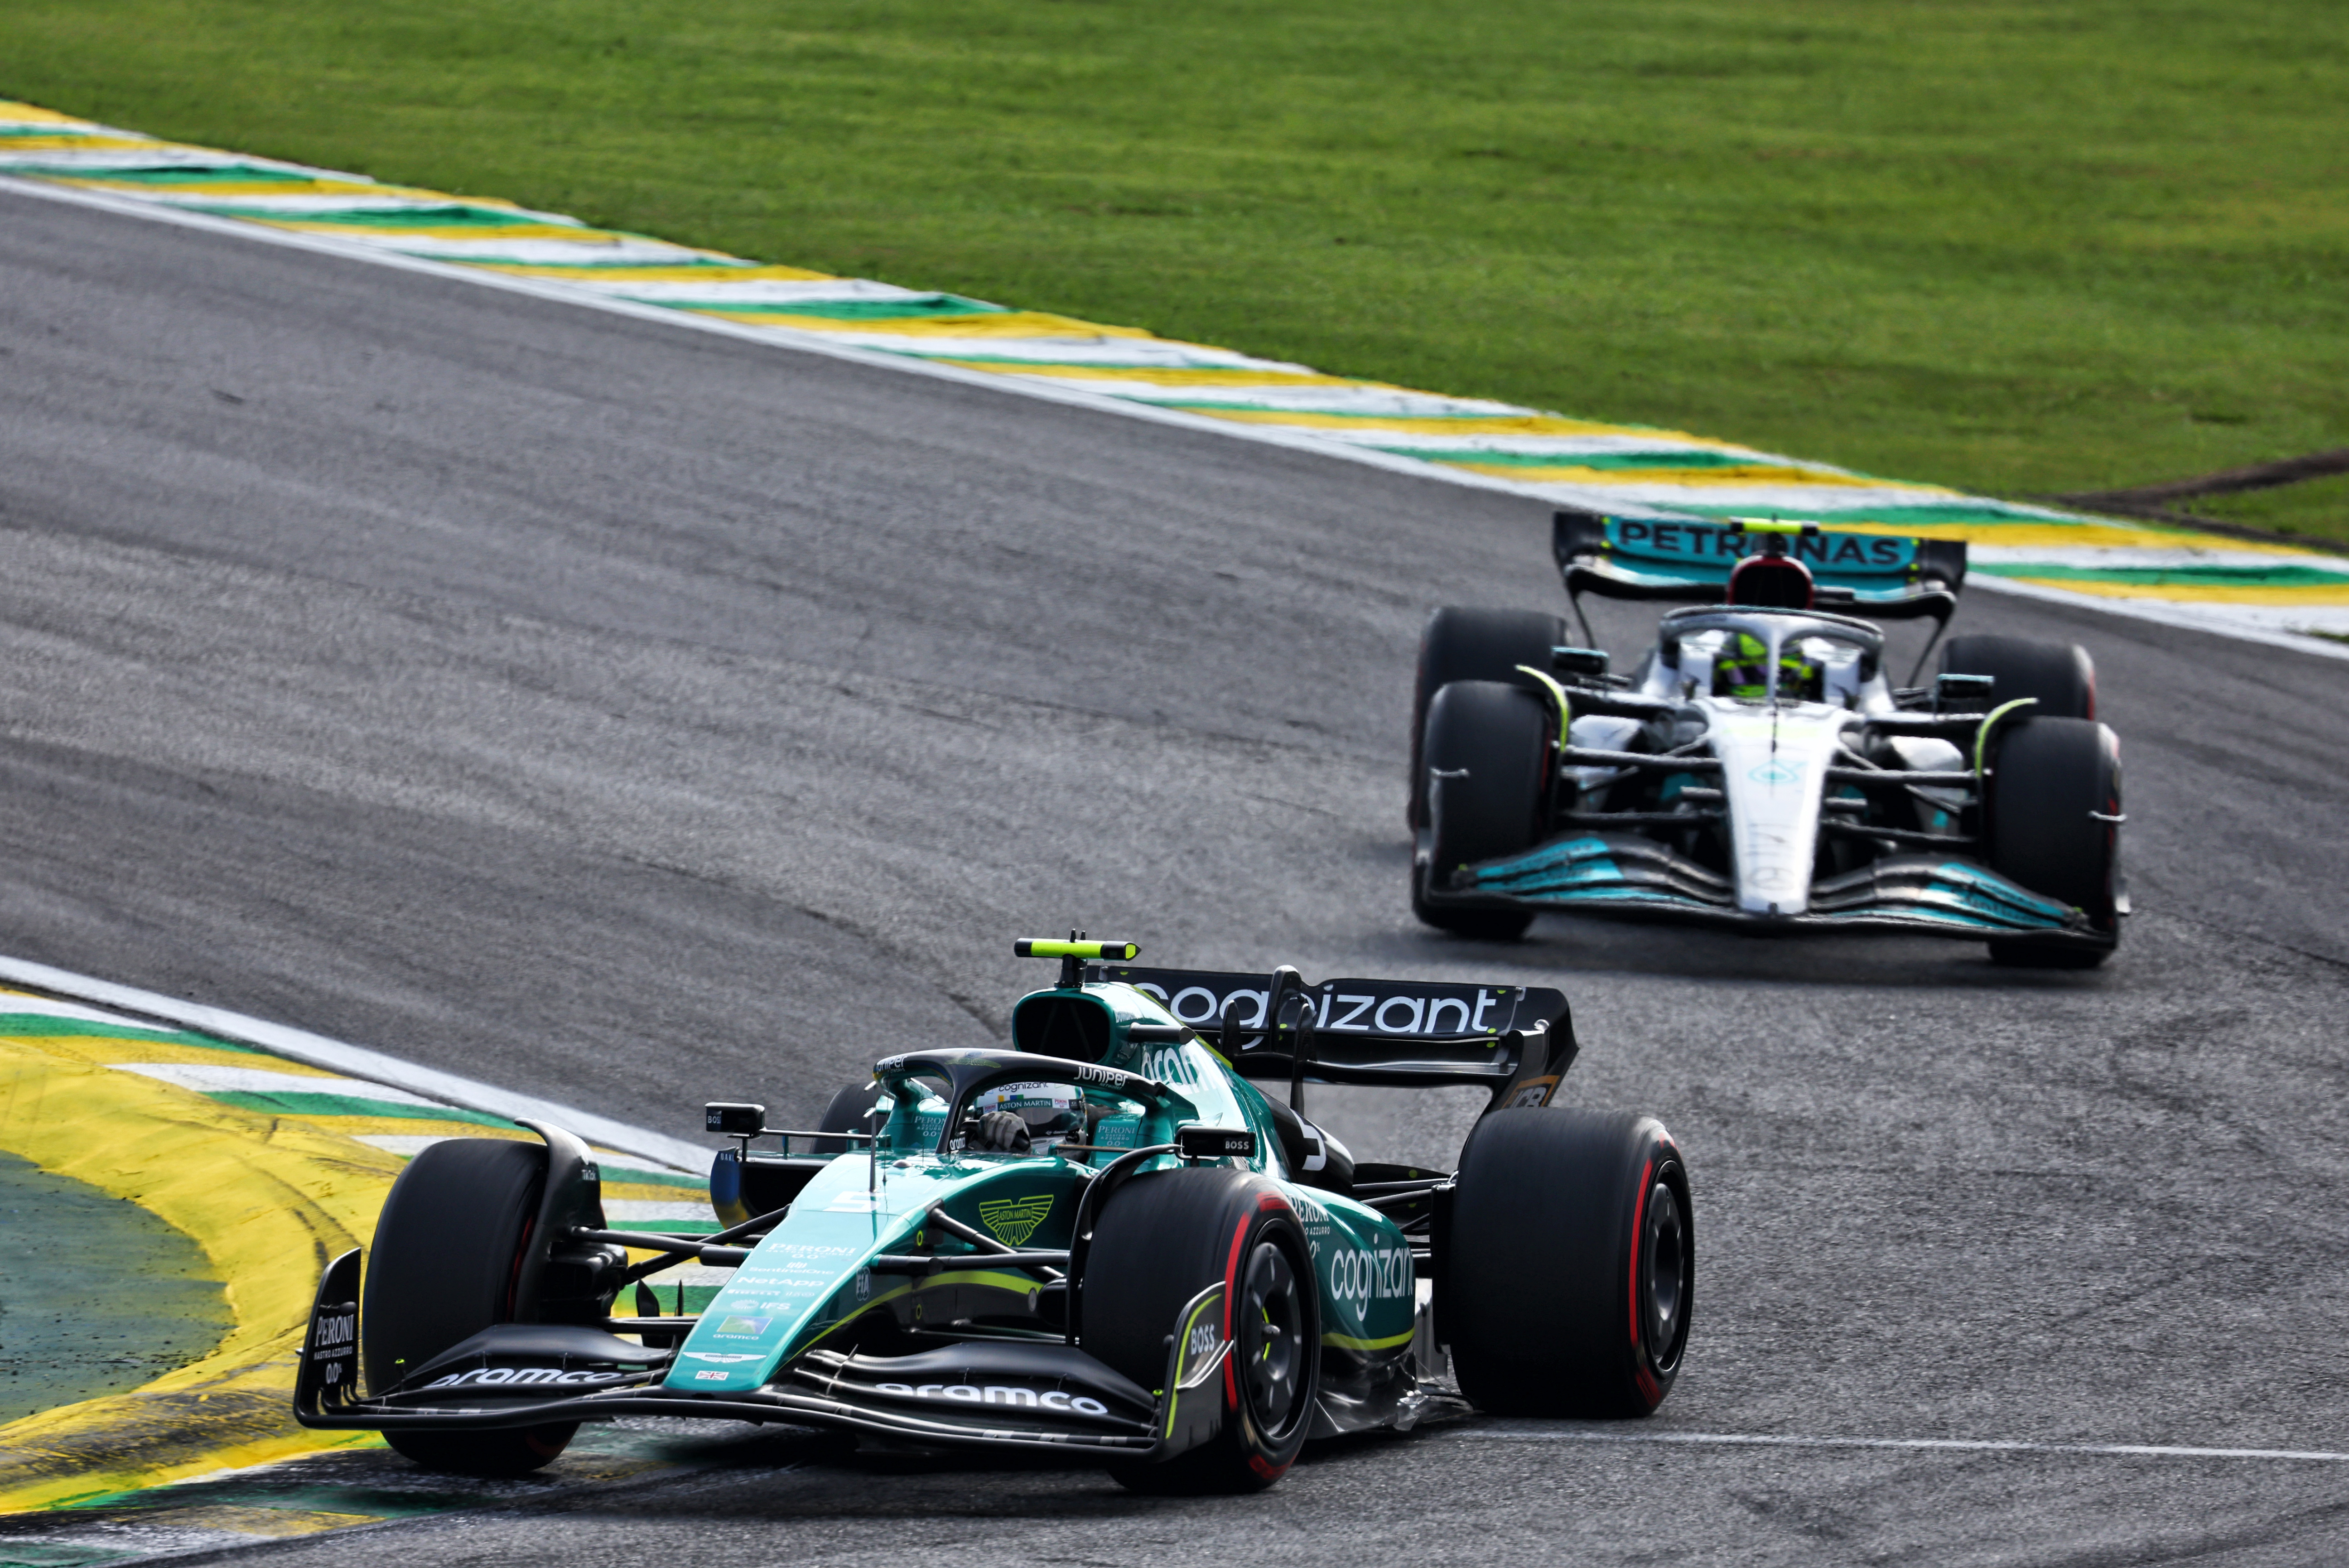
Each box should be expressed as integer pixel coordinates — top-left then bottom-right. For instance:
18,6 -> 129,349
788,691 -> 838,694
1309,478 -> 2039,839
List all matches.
5,97 -> 2344,654
0,983 -> 706,1531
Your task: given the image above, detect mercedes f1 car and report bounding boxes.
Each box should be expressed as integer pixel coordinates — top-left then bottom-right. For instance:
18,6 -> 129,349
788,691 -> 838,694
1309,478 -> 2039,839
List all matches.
294,940 -> 1694,1492
1409,511 -> 2125,967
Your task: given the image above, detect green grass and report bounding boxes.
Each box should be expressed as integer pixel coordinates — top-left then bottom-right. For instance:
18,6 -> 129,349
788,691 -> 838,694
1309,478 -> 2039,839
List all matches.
5,0 -> 2345,515
2188,471 -> 2349,544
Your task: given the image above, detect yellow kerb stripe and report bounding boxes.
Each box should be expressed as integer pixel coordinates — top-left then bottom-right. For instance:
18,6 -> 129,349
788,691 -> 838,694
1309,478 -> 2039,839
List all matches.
941,362 -> 1372,388
475,263 -> 834,282
0,1037 -> 398,1510
2008,578 -> 2349,606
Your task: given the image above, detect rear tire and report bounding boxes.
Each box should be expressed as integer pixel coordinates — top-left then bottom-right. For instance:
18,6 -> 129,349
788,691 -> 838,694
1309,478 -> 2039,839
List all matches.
1984,715 -> 2121,969
1088,1168 -> 1318,1494
1416,679 -> 1547,941
362,1139 -> 579,1476
1943,634 -> 2096,719
1447,1109 -> 1692,1417
1410,607 -> 1566,829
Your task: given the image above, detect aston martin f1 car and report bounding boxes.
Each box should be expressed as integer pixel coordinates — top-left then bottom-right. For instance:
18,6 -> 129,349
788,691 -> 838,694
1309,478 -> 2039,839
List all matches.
294,940 -> 1693,1492
1409,511 -> 2125,967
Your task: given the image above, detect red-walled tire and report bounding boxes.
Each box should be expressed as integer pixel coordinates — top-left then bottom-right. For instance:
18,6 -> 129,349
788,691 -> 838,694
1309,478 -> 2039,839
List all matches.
1447,1108 -> 1692,1417
1943,634 -> 2096,720
1087,1168 -> 1319,1494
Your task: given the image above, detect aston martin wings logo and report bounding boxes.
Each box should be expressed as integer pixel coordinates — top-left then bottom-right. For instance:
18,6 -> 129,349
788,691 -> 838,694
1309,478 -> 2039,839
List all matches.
977,1195 -> 1053,1247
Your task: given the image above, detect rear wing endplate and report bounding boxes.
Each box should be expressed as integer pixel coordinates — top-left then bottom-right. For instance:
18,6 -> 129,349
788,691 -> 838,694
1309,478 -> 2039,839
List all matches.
1553,509 -> 1967,626
1092,964 -> 1577,1102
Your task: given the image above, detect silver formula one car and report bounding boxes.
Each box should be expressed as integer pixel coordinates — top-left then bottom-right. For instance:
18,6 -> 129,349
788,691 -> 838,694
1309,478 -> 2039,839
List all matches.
1408,511 -> 2125,967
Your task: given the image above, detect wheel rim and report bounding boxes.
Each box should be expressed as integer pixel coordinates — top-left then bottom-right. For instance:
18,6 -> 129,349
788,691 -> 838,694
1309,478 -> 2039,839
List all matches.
1239,1239 -> 1306,1436
1642,1179 -> 1688,1373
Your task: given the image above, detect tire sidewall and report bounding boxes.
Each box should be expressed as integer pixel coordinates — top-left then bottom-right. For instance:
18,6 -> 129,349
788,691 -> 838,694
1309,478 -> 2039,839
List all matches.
1943,634 -> 2097,720
1411,608 -> 1565,828
1223,1205 -> 1319,1477
1086,1168 -> 1320,1486
1424,679 -> 1552,879
1987,715 -> 2121,926
361,1138 -> 546,1395
1447,1108 -> 1692,1417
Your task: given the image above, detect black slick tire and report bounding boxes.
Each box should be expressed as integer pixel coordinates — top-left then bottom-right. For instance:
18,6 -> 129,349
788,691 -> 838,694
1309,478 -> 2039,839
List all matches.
361,1138 -> 579,1476
1409,607 -> 1566,830
1942,634 -> 2096,719
1984,715 -> 2122,970
1086,1168 -> 1319,1494
1447,1108 -> 1692,1417
812,1079 -> 885,1154
1415,679 -> 1547,941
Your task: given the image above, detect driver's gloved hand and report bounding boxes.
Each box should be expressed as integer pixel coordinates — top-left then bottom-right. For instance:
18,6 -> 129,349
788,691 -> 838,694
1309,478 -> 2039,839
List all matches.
974,1110 -> 1032,1152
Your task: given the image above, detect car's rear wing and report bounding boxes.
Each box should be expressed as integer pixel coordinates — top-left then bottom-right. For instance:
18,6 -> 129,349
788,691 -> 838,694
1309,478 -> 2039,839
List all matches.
1553,508 -> 1967,630
1090,963 -> 1577,1109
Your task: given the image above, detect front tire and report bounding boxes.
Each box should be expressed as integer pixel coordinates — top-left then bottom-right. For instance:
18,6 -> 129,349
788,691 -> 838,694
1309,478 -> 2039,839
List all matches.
1943,634 -> 2096,719
811,1079 -> 885,1154
1984,714 -> 2122,969
1410,607 -> 1566,830
362,1139 -> 579,1476
1447,1109 -> 1693,1416
1416,679 -> 1548,941
1086,1168 -> 1319,1494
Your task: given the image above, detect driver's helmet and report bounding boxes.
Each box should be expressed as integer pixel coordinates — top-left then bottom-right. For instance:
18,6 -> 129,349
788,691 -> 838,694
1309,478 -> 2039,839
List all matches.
970,1081 -> 1086,1153
1712,632 -> 1823,702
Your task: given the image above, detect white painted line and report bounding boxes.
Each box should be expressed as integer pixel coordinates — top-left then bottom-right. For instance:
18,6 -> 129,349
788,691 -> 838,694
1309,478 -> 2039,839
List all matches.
8,173 -> 2342,667
1447,1426 -> 2349,1462
0,952 -> 711,1171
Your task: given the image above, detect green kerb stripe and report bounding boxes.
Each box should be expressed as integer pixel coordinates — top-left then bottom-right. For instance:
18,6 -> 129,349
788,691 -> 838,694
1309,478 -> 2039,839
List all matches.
0,1014 -> 255,1051
608,1167 -> 708,1191
1668,501 -> 2077,526
202,1090 -> 517,1126
201,206 -> 565,230
45,167 -> 321,186
1977,563 -> 2349,587
467,257 -> 757,271
1397,447 -> 1764,471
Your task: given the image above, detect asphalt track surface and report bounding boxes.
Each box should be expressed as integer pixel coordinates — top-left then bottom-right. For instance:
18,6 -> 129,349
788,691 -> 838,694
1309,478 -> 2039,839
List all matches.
6,186 -> 2349,1566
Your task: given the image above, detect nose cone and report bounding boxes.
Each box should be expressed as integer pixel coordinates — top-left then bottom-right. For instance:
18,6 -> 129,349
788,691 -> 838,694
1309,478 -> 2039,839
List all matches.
1705,707 -> 1843,917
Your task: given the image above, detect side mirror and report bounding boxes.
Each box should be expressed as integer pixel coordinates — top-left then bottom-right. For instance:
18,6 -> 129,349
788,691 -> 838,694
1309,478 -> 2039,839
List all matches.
704,1102 -> 766,1136
1550,645 -> 1610,680
1934,672 -> 1994,712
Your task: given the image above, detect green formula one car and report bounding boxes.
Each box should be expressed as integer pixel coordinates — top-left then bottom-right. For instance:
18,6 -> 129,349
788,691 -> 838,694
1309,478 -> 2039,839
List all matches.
295,940 -> 1693,1493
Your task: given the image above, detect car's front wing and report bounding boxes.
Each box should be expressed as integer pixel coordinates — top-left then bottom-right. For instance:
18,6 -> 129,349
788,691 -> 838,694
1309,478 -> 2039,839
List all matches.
293,1250 -> 1230,1459
1436,834 -> 2109,946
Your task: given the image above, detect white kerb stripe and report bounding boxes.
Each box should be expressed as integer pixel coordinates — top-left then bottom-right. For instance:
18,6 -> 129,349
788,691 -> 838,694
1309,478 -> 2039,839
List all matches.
1447,1426 -> 2349,1462
111,1062 -> 441,1104
0,951 -> 710,1170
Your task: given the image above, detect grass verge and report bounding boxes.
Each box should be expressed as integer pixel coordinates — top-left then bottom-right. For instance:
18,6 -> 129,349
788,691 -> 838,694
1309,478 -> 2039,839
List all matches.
3,0 -> 2343,510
